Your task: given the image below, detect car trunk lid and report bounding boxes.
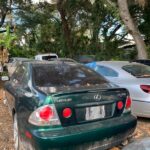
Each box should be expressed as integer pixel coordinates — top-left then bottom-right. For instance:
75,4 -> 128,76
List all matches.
50,88 -> 128,126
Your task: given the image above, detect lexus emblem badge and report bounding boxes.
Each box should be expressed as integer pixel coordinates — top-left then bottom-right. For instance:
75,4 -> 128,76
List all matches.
94,94 -> 102,100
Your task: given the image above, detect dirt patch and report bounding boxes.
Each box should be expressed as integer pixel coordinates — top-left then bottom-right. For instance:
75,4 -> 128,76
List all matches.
110,118 -> 150,150
0,80 -> 14,150
134,117 -> 150,139
0,97 -> 14,150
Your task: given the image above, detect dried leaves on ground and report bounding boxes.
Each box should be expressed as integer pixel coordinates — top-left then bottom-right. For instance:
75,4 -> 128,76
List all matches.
0,99 -> 14,150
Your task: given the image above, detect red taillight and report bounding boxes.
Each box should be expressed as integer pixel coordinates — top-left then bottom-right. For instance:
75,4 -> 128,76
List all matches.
39,106 -> 54,121
62,108 -> 72,118
28,104 -> 60,126
140,85 -> 150,93
117,101 -> 123,110
126,97 -> 131,109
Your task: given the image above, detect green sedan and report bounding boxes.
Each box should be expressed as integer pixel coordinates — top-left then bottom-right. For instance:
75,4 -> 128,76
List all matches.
4,60 -> 137,150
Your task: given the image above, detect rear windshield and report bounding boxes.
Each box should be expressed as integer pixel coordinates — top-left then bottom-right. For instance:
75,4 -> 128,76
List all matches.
42,55 -> 57,61
122,64 -> 150,78
32,63 -> 107,92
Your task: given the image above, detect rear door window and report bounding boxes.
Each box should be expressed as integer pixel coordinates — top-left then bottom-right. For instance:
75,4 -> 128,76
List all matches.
95,65 -> 118,77
11,65 -> 28,86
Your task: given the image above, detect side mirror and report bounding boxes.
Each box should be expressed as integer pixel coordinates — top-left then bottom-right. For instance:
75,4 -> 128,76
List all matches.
1,76 -> 9,81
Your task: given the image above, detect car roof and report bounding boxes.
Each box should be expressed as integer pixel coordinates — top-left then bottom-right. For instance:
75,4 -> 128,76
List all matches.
95,61 -> 145,79
35,53 -> 58,57
22,60 -> 78,66
10,57 -> 29,60
56,58 -> 77,62
96,61 -> 140,69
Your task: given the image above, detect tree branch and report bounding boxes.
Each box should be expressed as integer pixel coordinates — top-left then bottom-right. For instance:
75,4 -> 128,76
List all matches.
106,0 -> 117,7
0,0 -> 13,28
108,24 -> 121,40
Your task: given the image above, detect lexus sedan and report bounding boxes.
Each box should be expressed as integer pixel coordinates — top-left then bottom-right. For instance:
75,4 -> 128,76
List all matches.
4,60 -> 136,150
86,61 -> 150,118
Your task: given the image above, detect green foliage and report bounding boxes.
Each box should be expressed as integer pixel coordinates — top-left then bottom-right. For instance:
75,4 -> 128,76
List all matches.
0,26 -> 17,49
128,1 -> 150,59
95,40 -> 124,60
138,2 -> 150,43
146,46 -> 150,58
0,0 -> 138,60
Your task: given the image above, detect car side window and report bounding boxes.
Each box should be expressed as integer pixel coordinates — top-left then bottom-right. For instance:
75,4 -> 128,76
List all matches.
21,67 -> 29,87
11,65 -> 28,86
95,65 -> 118,77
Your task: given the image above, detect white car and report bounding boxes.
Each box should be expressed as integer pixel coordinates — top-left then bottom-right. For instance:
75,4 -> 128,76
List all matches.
86,61 -> 150,118
35,53 -> 58,61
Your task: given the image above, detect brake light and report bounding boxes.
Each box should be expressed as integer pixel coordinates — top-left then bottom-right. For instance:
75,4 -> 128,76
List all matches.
140,85 -> 150,93
63,108 -> 72,118
39,106 -> 53,121
126,97 -> 131,109
123,96 -> 132,113
117,101 -> 123,110
28,105 -> 60,126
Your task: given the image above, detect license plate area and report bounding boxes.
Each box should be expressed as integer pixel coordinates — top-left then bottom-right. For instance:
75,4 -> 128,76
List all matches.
85,105 -> 105,120
75,105 -> 112,123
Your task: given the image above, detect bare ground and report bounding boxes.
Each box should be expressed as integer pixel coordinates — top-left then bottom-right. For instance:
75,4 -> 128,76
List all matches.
110,117 -> 150,150
0,99 -> 14,150
0,94 -> 150,150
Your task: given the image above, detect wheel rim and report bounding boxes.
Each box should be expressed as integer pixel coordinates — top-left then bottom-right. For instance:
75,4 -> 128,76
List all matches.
14,115 -> 19,150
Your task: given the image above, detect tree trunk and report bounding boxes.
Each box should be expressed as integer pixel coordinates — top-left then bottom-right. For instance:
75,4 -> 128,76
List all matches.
0,0 -> 12,28
117,0 -> 148,59
57,0 -> 73,57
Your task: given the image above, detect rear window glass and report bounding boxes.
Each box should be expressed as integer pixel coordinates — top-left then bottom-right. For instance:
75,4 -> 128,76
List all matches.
42,55 -> 57,61
32,63 -> 107,91
122,64 -> 150,78
95,65 -> 118,77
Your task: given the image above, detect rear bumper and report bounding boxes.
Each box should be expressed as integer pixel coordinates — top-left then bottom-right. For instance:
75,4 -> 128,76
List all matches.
29,114 -> 137,150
